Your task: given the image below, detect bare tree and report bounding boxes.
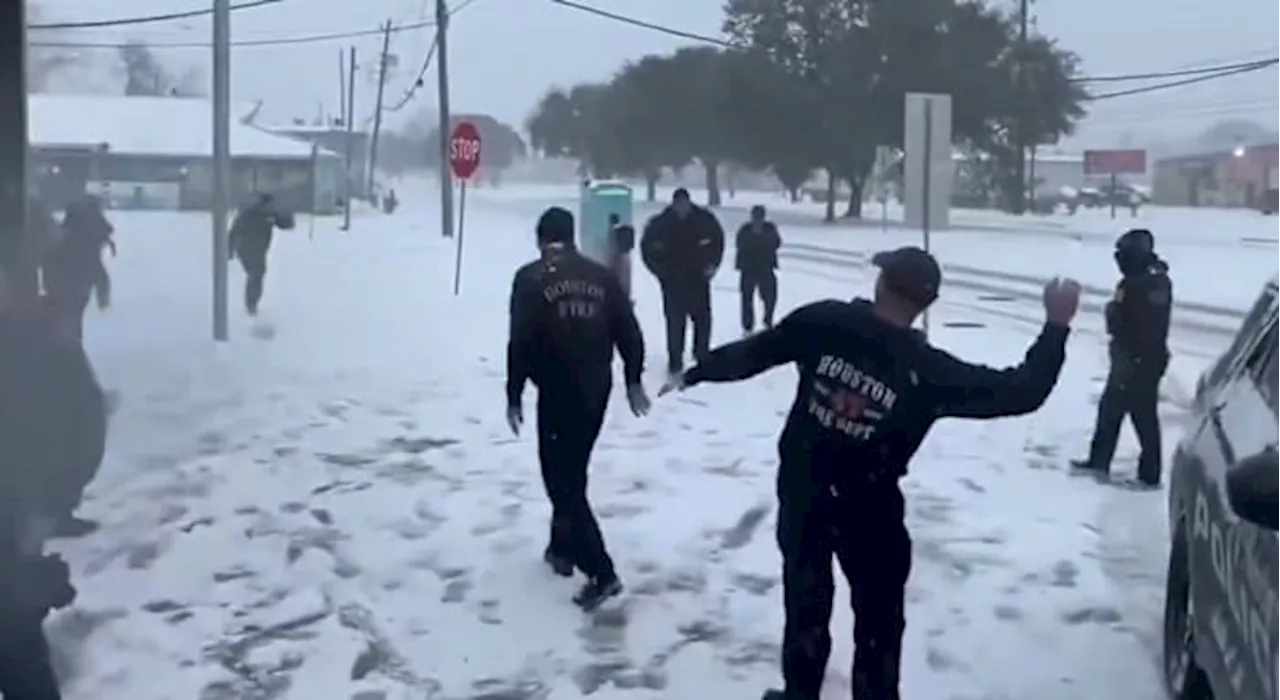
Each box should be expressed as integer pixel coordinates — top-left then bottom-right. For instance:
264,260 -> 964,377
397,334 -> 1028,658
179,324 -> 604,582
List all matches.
27,1 -> 82,92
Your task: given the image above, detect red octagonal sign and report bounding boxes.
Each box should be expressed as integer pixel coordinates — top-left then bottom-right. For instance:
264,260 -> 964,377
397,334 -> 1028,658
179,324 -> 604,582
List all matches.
448,121 -> 482,180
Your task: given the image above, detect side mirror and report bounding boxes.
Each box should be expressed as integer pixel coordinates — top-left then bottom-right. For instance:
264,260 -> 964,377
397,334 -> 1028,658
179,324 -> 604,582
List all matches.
1226,446 -> 1279,531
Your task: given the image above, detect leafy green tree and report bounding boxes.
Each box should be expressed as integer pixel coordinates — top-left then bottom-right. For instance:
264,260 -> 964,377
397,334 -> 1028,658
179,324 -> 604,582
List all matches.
602,56 -> 690,200
719,49 -> 822,201
525,83 -> 620,178
723,0 -> 884,221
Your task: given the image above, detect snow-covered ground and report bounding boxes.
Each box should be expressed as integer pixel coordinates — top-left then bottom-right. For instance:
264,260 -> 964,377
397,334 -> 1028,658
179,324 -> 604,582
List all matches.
44,192 -> 1229,699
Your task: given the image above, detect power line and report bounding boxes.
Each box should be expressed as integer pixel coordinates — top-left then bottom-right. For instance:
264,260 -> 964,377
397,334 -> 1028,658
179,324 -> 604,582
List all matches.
548,0 -> 1280,92
379,0 -> 480,115
1073,58 -> 1280,83
30,0 -> 281,30
549,0 -> 735,49
30,18 -> 436,50
1087,60 -> 1279,101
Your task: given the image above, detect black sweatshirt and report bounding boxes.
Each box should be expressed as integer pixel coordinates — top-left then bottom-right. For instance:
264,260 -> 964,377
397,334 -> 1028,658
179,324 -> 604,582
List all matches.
507,245 -> 645,405
684,299 -> 1068,493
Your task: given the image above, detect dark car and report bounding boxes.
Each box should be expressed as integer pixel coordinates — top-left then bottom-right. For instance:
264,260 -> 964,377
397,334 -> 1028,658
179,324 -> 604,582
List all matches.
1164,276 -> 1278,700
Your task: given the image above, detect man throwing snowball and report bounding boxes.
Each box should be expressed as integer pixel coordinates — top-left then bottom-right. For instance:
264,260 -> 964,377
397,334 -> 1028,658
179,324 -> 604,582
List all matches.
661,246 -> 1081,700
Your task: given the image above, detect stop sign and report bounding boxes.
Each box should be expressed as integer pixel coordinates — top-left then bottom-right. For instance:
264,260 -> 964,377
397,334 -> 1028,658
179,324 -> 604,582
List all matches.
448,121 -> 482,180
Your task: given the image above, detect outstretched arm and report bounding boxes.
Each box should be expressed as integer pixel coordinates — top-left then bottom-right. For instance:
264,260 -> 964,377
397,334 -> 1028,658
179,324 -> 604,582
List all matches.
927,323 -> 1069,418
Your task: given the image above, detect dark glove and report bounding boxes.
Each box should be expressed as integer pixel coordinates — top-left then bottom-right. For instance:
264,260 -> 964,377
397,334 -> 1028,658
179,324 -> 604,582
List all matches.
35,554 -> 77,611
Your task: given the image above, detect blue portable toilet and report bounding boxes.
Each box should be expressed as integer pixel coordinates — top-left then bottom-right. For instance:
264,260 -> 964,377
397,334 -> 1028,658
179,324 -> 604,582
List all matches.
578,180 -> 634,265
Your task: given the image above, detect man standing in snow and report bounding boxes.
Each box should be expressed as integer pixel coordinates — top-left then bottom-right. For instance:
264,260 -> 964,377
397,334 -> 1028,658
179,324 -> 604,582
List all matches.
1071,228 -> 1171,487
43,195 -> 115,344
228,193 -> 295,317
660,247 -> 1081,700
640,188 -> 725,375
506,206 -> 651,611
735,204 -> 782,335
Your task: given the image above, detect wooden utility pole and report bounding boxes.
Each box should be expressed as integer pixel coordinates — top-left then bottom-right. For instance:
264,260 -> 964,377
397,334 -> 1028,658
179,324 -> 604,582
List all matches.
435,0 -> 455,238
1013,0 -> 1030,214
341,46 -> 357,231
0,0 -> 34,301
367,19 -> 393,196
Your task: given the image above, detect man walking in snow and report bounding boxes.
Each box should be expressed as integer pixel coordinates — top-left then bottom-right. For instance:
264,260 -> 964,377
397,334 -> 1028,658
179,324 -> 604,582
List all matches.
735,204 -> 782,335
229,193 -> 295,317
43,195 -> 115,344
506,206 -> 651,611
640,188 -> 725,375
660,247 -> 1081,699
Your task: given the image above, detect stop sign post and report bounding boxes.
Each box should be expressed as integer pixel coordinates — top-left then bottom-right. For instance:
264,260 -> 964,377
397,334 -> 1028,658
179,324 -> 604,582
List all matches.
449,121 -> 482,295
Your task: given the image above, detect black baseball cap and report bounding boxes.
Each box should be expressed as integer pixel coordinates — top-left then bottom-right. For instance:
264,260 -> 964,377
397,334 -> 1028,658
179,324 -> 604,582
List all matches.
872,246 -> 942,307
536,206 -> 575,244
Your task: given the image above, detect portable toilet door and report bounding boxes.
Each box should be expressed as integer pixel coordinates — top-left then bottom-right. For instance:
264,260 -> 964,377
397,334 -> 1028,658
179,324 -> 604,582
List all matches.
579,180 -> 634,265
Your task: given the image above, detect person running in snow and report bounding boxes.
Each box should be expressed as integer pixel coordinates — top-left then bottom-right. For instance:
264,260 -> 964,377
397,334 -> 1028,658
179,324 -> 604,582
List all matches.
43,195 -> 114,343
229,193 -> 295,316
661,247 -> 1081,700
506,206 -> 650,611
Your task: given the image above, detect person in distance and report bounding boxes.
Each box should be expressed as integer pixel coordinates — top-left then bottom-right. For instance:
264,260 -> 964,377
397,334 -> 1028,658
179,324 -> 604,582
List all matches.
661,246 -> 1082,700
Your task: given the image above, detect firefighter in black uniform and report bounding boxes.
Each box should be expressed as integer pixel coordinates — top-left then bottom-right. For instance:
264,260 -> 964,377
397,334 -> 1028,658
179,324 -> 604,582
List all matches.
662,246 -> 1081,700
1071,228 -> 1171,487
736,204 -> 782,335
506,206 -> 651,611
640,188 -> 725,374
228,193 -> 295,316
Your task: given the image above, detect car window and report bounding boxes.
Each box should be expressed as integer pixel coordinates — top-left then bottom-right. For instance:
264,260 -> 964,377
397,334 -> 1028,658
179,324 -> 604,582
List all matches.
1249,323 -> 1279,414
1207,290 -> 1279,389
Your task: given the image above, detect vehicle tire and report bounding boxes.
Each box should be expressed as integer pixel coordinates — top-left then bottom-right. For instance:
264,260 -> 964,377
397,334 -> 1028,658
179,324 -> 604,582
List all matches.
1163,531 -> 1214,699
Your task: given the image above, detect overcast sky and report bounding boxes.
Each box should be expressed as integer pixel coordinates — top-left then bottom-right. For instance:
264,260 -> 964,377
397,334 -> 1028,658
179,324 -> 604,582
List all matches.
35,0 -> 1280,148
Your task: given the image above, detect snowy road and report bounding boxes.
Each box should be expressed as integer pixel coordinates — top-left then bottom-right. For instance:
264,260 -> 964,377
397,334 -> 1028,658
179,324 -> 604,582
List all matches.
44,198 -> 1205,699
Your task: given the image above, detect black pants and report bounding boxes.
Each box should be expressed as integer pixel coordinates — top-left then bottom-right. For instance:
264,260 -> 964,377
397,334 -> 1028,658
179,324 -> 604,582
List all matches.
536,374 -> 615,580
739,269 -> 777,332
0,537 -> 62,700
660,280 -> 712,371
0,618 -> 60,700
777,486 -> 911,700
1087,355 -> 1166,483
240,255 -> 267,314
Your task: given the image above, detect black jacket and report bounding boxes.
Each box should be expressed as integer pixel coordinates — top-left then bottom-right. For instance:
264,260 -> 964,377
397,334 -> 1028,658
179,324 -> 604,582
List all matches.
735,221 -> 781,273
684,299 -> 1068,495
0,306 -> 107,522
507,245 -> 645,405
640,205 -> 725,284
229,199 -> 295,261
1105,258 -> 1171,364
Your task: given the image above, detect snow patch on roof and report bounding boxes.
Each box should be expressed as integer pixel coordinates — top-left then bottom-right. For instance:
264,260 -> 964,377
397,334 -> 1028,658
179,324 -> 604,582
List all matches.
29,94 -> 319,160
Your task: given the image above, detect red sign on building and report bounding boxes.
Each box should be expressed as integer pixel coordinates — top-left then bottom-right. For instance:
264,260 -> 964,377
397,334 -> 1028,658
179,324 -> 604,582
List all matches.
1083,149 -> 1147,176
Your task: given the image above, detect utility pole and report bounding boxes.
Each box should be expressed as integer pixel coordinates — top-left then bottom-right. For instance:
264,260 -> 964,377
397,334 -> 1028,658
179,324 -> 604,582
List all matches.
435,0 -> 455,239
1012,0 -> 1030,215
0,0 -> 33,301
367,19 -> 393,196
341,46 -> 357,231
211,0 -> 232,341
337,49 -> 347,127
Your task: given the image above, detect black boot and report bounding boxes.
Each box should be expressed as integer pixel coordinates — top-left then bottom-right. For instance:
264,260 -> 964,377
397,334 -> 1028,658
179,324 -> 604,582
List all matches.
543,548 -> 574,578
573,574 -> 622,611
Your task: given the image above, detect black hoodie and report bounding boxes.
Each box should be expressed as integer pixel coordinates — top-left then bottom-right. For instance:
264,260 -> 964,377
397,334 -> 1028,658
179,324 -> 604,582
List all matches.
684,298 -> 1068,497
